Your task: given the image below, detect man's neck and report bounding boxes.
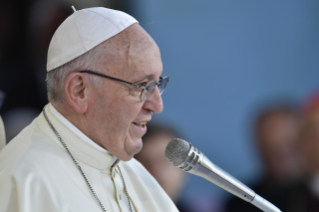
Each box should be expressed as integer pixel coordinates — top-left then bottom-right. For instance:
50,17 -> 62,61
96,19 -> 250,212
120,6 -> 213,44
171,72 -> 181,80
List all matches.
49,102 -> 111,155
52,101 -> 89,136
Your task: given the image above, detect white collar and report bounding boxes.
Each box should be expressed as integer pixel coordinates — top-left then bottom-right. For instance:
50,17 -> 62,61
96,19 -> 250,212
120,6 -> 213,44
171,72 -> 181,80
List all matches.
49,103 -> 117,163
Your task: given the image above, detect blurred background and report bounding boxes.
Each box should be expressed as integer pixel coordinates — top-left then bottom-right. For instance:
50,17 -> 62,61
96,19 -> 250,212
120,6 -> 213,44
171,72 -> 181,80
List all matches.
1,0 -> 319,211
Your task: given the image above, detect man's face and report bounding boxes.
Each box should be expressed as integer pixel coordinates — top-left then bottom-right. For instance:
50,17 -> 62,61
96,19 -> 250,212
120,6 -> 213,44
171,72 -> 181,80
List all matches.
86,25 -> 164,161
258,113 -> 302,179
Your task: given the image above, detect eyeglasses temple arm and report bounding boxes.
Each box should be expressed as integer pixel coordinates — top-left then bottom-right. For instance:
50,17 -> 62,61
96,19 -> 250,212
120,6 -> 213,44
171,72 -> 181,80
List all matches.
80,70 -> 136,86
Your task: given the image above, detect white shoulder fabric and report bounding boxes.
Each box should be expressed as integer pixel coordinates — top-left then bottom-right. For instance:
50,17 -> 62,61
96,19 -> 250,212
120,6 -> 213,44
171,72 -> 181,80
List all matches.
0,116 -> 6,151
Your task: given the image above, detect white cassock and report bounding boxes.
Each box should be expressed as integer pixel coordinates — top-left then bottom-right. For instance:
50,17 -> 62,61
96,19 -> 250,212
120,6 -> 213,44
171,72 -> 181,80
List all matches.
0,104 -> 179,212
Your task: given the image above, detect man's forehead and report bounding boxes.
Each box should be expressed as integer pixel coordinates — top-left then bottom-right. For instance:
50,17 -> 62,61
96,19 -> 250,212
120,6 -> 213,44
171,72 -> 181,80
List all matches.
129,54 -> 163,82
115,24 -> 159,56
101,26 -> 162,81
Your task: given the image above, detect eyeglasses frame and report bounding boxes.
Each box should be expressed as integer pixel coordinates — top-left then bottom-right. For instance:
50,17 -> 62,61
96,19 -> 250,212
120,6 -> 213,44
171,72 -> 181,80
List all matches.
79,70 -> 169,101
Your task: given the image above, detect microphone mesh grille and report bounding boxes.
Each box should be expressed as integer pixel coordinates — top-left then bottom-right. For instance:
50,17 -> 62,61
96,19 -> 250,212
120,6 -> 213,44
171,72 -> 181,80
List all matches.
165,138 -> 191,166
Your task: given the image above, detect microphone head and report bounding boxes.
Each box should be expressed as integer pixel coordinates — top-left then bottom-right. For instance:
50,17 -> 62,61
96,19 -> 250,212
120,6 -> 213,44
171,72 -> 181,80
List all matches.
165,138 -> 191,166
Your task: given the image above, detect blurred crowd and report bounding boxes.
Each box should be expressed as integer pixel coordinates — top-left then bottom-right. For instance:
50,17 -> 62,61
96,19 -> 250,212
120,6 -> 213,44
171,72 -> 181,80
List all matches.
1,1 -> 319,212
135,95 -> 319,212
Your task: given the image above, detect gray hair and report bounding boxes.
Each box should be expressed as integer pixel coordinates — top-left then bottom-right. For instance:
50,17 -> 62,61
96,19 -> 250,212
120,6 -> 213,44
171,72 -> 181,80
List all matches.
46,42 -> 107,103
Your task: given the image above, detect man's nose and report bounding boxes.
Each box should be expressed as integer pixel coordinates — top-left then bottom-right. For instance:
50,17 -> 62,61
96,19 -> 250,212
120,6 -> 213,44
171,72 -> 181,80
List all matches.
143,87 -> 163,113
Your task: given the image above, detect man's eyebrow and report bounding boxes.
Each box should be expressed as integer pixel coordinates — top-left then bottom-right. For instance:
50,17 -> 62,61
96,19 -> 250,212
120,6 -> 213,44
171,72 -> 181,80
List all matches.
133,74 -> 157,83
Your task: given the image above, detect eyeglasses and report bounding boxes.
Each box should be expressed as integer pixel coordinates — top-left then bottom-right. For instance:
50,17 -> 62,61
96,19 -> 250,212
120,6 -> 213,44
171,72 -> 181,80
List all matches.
80,70 -> 169,102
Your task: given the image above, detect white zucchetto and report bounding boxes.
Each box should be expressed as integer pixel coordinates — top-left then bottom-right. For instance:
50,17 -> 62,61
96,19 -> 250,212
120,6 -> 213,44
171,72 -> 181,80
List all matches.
47,7 -> 138,72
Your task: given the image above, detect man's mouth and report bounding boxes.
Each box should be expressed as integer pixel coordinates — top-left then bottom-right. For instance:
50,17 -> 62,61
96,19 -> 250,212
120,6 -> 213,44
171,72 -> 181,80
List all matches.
134,122 -> 147,127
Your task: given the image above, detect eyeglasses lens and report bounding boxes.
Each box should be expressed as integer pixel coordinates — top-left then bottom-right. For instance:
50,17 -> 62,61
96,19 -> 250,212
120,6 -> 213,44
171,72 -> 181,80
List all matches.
141,81 -> 156,101
158,78 -> 168,94
140,77 -> 168,101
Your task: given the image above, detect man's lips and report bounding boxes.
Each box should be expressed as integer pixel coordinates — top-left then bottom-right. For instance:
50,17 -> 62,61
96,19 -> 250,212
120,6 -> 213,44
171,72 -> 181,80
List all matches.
132,121 -> 148,128
133,117 -> 151,127
133,121 -> 147,127
133,121 -> 147,135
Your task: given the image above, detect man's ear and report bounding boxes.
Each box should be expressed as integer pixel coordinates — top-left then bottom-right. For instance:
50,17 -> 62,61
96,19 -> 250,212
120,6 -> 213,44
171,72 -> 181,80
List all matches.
64,73 -> 89,113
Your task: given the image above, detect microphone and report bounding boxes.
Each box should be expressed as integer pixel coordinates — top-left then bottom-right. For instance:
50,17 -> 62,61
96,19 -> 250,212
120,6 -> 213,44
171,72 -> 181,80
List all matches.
165,138 -> 281,212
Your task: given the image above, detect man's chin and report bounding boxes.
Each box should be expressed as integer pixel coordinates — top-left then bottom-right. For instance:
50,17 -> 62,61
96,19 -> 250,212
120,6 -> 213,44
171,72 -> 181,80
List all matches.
131,137 -> 143,154
118,138 -> 143,161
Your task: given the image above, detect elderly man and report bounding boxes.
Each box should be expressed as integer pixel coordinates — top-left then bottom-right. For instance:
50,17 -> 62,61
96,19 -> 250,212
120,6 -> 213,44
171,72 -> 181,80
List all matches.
0,7 -> 178,212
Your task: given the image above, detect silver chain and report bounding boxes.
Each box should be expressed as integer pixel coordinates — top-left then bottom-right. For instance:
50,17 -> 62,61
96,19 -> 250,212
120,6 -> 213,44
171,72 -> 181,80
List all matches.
43,108 -> 133,212
118,166 -> 134,212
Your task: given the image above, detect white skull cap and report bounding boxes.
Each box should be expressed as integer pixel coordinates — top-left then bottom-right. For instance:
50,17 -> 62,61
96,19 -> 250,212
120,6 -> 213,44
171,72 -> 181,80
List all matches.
47,7 -> 138,72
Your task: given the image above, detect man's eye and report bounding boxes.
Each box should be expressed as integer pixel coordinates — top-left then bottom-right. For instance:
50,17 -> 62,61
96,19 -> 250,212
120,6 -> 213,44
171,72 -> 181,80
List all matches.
138,82 -> 148,87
